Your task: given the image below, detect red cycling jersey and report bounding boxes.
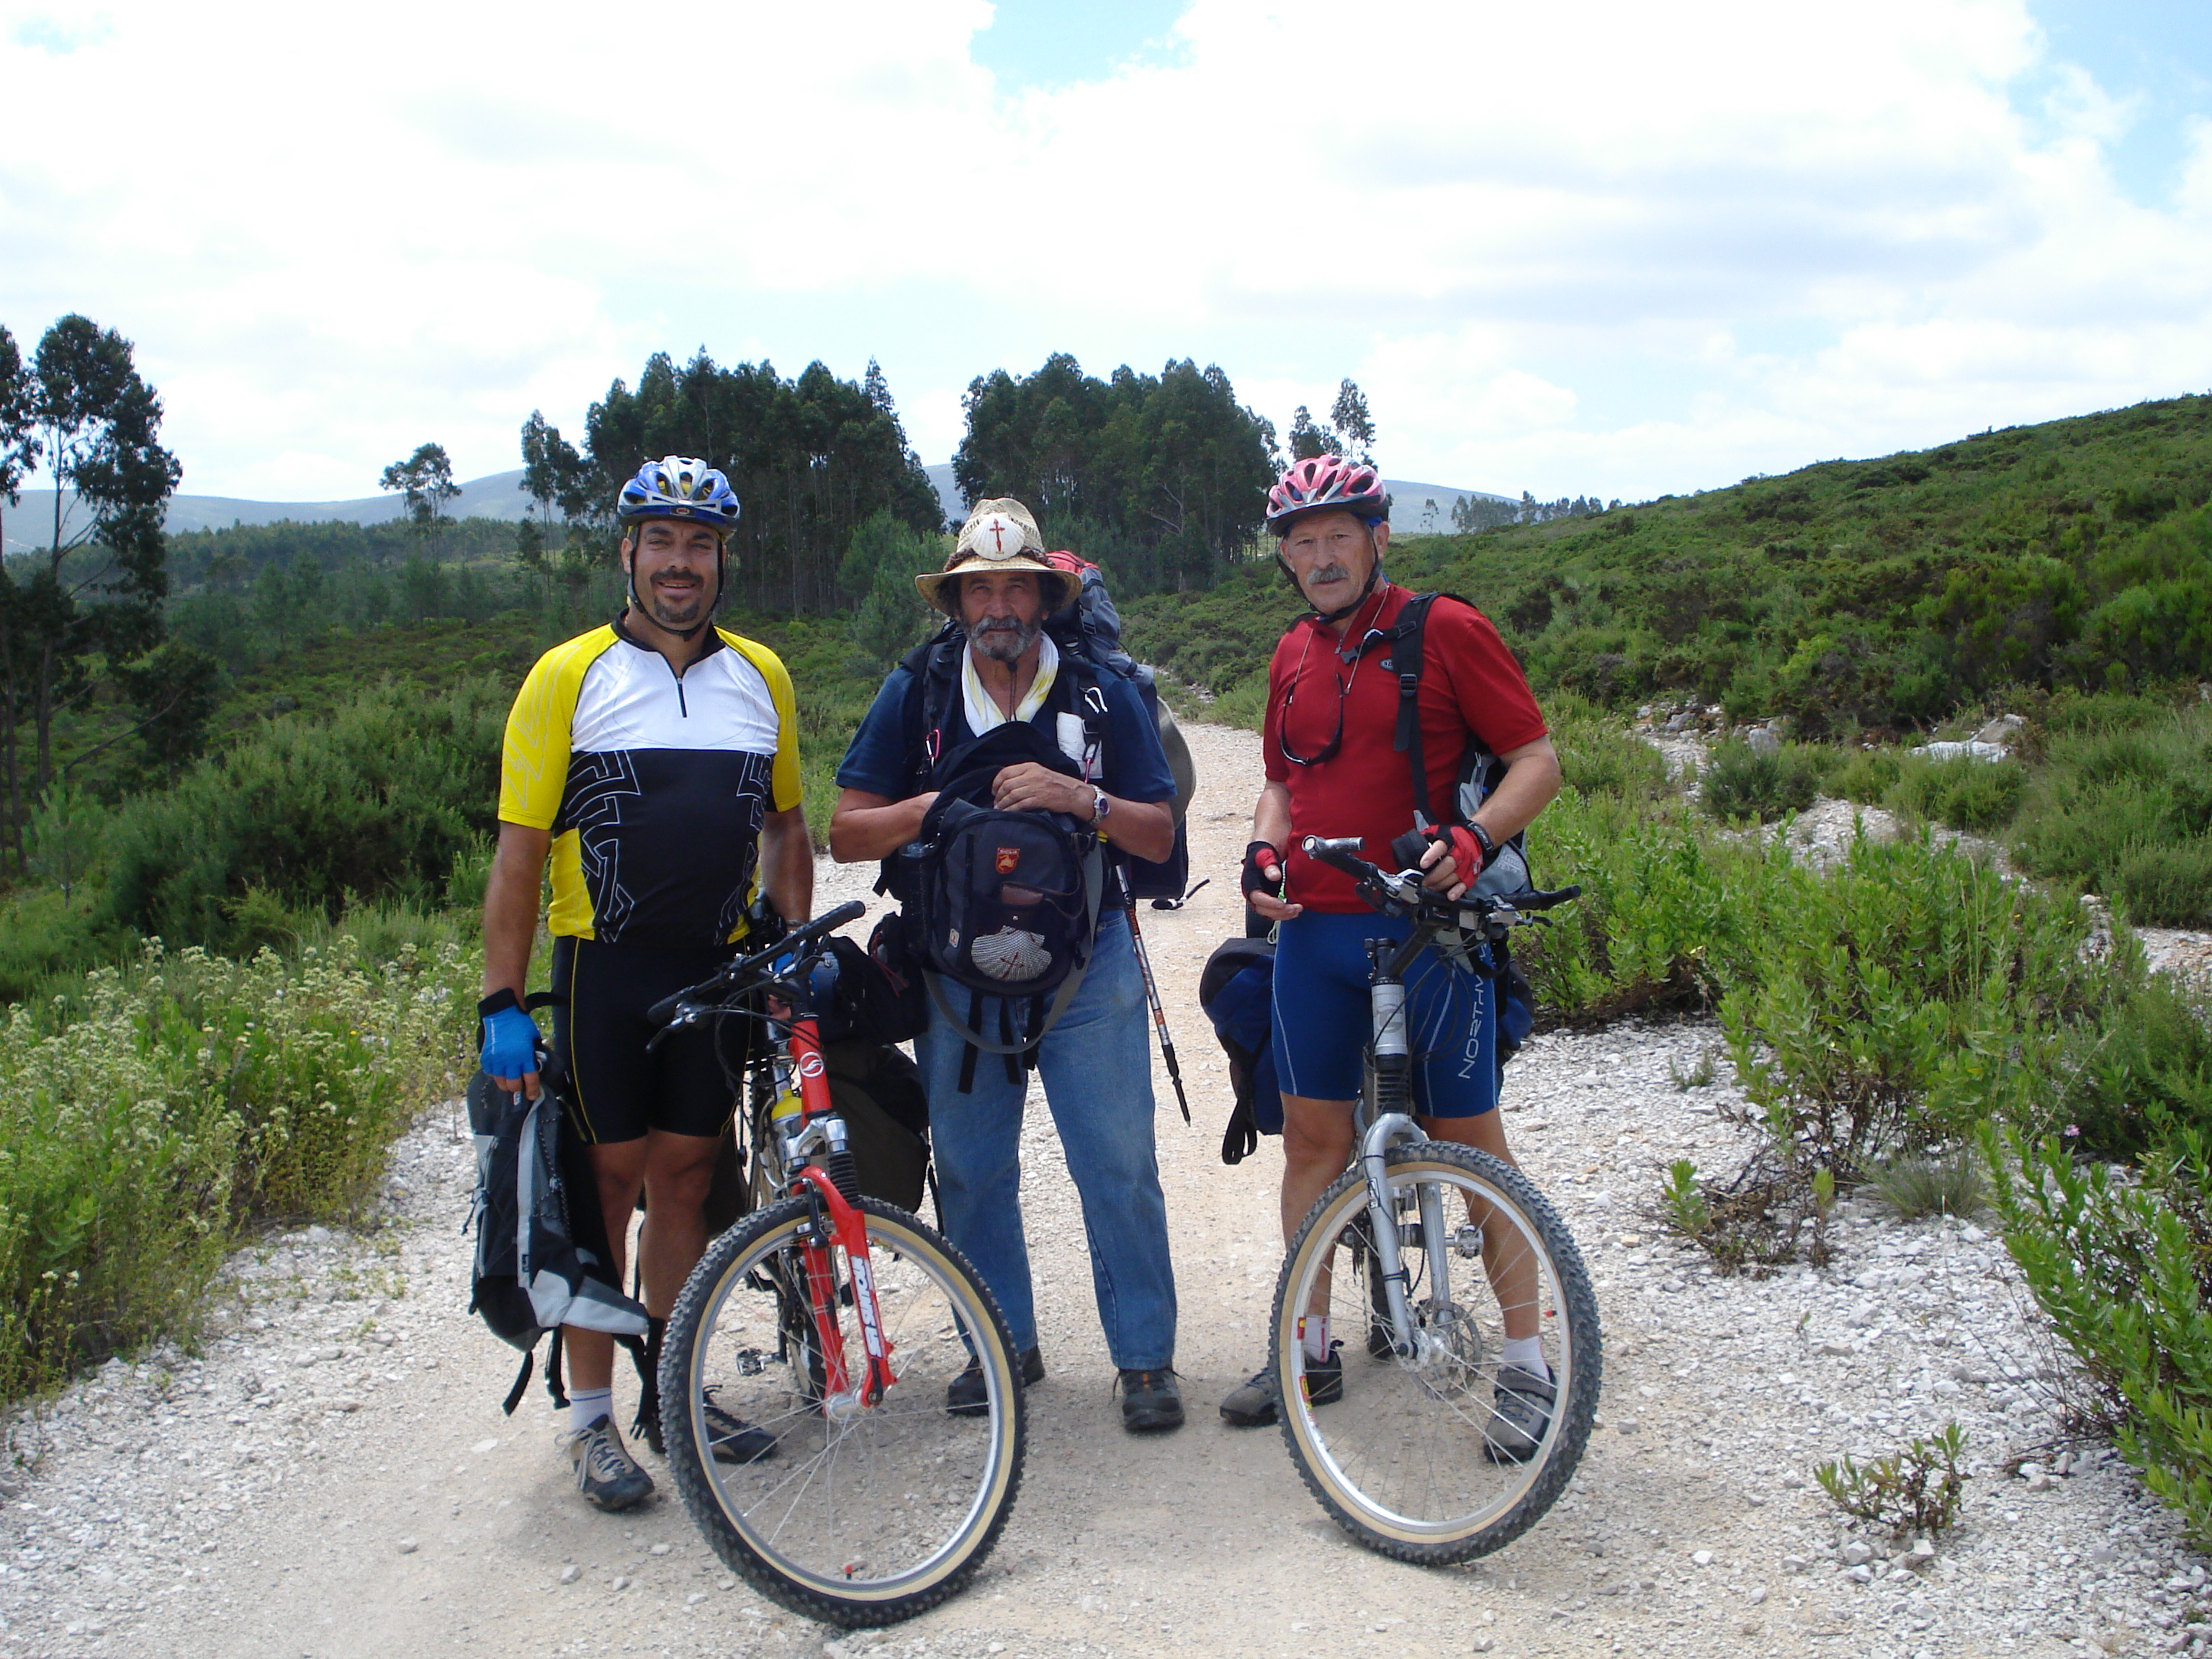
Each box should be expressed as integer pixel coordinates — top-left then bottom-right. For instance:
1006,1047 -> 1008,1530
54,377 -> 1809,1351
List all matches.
1262,583 -> 1547,913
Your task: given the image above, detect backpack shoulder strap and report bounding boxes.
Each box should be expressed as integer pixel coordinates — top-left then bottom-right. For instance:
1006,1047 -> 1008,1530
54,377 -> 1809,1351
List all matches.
1388,592 -> 1444,825
899,626 -> 964,793
1055,633 -> 1110,777
1388,591 -> 1484,830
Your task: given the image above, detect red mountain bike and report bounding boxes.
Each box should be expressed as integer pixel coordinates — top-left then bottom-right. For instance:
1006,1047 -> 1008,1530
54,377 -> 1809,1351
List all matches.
649,901 -> 1025,1626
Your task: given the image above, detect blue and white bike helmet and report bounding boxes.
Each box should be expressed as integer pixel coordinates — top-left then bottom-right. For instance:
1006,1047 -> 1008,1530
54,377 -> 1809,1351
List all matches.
616,456 -> 741,534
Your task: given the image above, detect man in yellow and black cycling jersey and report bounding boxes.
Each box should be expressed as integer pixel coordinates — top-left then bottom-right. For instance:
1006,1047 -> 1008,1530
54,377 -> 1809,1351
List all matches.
479,456 -> 812,1512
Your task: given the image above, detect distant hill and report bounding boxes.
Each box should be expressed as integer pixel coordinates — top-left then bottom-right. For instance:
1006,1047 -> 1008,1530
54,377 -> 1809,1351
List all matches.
5,464 -> 1511,557
2,470 -> 536,556
920,464 -> 1510,539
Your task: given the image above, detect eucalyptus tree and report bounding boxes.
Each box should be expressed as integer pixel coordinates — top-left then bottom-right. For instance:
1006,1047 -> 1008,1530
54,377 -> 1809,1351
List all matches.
577,349 -> 940,616
0,315 -> 179,870
954,353 -> 1274,591
378,441 -> 462,561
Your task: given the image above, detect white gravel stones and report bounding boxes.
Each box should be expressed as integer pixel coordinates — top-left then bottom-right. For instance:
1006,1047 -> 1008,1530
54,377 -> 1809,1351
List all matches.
4,760 -> 2210,1659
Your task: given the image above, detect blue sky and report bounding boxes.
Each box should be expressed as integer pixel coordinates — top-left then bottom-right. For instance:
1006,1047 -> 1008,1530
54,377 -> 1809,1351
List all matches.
4,0 -> 2211,507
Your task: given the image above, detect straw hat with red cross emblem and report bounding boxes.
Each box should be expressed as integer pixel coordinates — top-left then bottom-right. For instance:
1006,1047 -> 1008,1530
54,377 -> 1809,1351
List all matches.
914,496 -> 1076,616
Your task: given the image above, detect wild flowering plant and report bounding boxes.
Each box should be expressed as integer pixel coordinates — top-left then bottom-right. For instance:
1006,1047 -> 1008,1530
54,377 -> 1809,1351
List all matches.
0,934 -> 470,1402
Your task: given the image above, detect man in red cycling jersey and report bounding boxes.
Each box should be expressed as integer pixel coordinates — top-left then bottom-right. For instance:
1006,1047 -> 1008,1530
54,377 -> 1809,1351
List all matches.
1220,456 -> 1564,1458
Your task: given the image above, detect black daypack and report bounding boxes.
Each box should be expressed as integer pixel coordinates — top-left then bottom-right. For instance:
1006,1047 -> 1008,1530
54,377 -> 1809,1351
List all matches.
888,721 -> 1107,1089
465,1035 -> 649,1414
804,919 -> 930,1047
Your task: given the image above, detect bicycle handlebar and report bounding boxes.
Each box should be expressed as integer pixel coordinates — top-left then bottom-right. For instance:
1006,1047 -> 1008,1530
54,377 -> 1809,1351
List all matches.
1300,835 -> 1581,921
646,899 -> 868,1027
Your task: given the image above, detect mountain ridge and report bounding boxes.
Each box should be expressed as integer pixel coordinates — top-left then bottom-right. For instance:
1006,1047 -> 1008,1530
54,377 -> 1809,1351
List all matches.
4,467 -> 1511,555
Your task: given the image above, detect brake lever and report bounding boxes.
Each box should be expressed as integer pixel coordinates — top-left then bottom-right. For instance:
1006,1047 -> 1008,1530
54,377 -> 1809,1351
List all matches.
645,1004 -> 698,1053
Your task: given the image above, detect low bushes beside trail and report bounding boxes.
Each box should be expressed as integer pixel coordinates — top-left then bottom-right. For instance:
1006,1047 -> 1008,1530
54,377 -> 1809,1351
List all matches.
0,934 -> 471,1403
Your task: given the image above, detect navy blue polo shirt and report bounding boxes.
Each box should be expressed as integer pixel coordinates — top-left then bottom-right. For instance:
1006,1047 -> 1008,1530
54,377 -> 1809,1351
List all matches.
837,650 -> 1175,807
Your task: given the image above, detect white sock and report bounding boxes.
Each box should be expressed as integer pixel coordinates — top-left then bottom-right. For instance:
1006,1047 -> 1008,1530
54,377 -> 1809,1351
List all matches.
566,1386 -> 613,1431
1299,1314 -> 1331,1362
1500,1338 -> 1548,1377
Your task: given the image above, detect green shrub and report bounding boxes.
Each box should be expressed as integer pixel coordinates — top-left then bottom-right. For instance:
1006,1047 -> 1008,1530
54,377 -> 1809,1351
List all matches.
2114,840 -> 2212,928
0,933 -> 471,1402
1884,755 -> 2026,831
1208,672 -> 1269,734
1719,833 -> 2103,1169
2009,703 -> 2212,922
1510,787 -> 1730,1023
103,678 -> 508,953
2054,966 -> 2212,1158
1552,695 -> 1672,800
1987,1126 -> 2212,1547
2037,686 -> 2172,737
0,886 -> 135,1005
1830,748 -> 1904,805
1699,740 -> 1820,822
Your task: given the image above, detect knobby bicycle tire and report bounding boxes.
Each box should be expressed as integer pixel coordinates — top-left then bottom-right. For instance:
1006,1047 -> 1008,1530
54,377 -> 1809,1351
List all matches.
1271,1143 -> 1601,1564
660,1194 -> 1026,1625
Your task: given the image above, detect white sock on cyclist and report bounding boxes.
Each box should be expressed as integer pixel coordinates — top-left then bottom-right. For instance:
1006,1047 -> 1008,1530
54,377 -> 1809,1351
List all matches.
1299,1314 -> 1332,1362
566,1386 -> 614,1431
1500,1337 -> 1548,1378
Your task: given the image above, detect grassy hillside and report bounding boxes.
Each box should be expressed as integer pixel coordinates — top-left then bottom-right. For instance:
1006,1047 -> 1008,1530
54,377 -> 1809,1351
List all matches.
1123,393 -> 2212,739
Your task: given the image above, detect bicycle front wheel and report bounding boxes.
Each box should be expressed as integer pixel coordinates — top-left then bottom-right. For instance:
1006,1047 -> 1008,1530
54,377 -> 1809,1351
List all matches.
1273,1143 -> 1600,1564
660,1195 -> 1026,1625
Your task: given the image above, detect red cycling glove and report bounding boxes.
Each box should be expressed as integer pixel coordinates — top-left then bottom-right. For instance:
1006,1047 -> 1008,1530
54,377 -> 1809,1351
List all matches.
1439,823 -> 1495,889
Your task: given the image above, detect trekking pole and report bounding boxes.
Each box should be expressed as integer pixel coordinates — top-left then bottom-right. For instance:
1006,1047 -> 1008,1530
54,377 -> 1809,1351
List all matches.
1118,866 -> 1191,1124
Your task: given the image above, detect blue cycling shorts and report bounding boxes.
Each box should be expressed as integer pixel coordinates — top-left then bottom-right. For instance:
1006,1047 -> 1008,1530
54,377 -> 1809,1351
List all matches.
1268,909 -> 1499,1118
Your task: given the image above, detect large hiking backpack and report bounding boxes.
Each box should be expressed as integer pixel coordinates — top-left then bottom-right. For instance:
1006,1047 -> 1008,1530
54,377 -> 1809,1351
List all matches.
1040,549 -> 1197,857
896,550 -> 1193,900
884,721 -> 1107,1089
466,1039 -> 649,1414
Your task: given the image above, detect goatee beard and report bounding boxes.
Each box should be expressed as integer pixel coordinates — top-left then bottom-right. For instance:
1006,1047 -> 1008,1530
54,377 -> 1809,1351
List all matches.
974,618 -> 1039,663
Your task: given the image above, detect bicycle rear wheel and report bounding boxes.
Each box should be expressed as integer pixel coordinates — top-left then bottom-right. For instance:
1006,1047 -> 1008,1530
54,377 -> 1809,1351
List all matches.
1273,1143 -> 1600,1564
660,1194 -> 1026,1625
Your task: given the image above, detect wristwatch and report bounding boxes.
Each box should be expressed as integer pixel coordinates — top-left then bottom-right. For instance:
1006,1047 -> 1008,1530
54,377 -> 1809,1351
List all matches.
1089,785 -> 1111,825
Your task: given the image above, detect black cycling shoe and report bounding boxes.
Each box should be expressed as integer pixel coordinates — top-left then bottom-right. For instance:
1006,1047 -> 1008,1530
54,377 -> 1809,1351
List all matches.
945,1346 -> 1043,1417
702,1388 -> 778,1465
1303,1341 -> 1344,1407
1118,1368 -> 1184,1433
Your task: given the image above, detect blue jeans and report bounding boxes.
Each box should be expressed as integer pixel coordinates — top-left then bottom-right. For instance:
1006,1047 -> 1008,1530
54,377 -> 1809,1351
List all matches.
915,914 -> 1178,1370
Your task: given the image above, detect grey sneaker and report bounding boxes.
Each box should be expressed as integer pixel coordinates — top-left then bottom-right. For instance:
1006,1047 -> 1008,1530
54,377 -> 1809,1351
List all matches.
701,1388 -> 778,1465
1220,1345 -> 1343,1428
1218,1365 -> 1280,1428
562,1413 -> 655,1511
1483,1364 -> 1557,1463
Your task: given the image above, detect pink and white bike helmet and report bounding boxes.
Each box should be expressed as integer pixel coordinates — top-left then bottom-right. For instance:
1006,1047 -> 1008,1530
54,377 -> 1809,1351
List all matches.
1265,456 -> 1388,534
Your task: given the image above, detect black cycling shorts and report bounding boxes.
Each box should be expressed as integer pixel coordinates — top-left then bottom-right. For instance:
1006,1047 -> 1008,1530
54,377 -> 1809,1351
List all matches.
551,935 -> 757,1146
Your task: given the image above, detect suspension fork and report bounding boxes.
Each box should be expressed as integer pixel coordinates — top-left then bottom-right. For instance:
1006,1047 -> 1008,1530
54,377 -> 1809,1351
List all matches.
1359,934 -> 1461,1359
781,1010 -> 899,1415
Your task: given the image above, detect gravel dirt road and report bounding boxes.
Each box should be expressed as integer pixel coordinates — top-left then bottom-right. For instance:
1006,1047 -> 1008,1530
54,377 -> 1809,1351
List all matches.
5,721 -> 2205,1659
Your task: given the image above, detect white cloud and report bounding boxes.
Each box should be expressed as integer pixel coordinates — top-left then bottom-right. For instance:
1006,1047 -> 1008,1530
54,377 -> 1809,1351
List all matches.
1,0 -> 2208,503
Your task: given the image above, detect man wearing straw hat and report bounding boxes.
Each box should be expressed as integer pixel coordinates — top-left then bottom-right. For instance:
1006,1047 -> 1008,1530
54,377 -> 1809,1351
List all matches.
829,498 -> 1186,1432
